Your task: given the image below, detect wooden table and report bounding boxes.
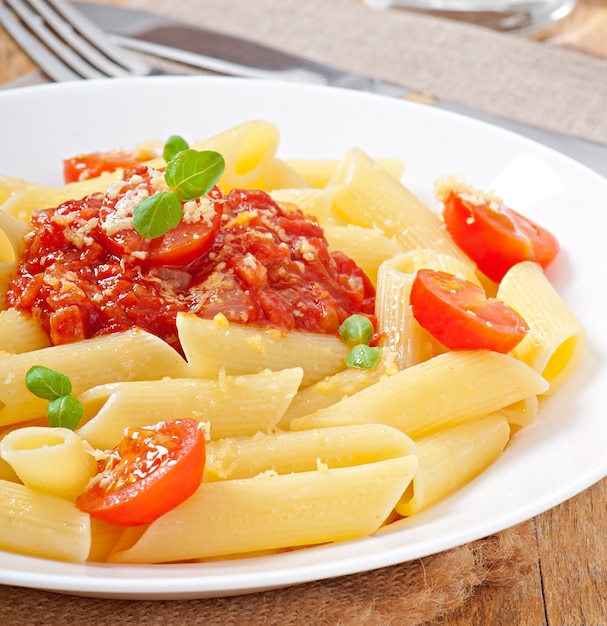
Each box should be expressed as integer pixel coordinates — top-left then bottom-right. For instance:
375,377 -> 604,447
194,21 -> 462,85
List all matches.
1,2 -> 606,624
442,6 -> 607,623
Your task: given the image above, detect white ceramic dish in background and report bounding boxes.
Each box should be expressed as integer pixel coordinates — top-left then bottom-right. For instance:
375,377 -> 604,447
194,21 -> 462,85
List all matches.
0,76 -> 604,599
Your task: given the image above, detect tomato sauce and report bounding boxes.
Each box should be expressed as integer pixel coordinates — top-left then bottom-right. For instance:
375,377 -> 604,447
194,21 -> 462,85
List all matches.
6,166 -> 375,349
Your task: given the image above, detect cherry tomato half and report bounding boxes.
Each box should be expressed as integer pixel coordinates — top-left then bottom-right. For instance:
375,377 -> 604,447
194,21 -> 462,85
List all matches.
99,186 -> 224,267
76,419 -> 206,526
410,269 -> 529,353
442,190 -> 559,282
63,151 -> 150,184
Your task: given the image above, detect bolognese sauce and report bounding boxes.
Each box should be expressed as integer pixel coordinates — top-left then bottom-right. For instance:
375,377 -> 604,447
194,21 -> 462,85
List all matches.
6,165 -> 375,350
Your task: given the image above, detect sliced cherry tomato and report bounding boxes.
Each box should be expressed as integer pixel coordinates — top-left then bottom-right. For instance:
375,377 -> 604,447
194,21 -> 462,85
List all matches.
99,185 -> 224,267
442,190 -> 559,282
76,419 -> 205,526
63,151 -> 151,184
410,269 -> 528,353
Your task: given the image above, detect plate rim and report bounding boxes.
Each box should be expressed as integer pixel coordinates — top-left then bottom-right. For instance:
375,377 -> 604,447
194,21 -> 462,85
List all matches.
0,75 -> 605,599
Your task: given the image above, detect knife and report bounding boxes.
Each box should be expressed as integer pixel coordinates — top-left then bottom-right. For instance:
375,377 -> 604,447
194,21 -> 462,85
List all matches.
73,2 -> 607,177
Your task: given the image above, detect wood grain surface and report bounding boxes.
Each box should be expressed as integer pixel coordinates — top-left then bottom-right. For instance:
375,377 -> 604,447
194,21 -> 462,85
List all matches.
1,2 -> 606,625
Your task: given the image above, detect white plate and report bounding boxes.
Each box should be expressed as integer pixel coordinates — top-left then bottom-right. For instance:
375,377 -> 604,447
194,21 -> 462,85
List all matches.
0,76 -> 605,599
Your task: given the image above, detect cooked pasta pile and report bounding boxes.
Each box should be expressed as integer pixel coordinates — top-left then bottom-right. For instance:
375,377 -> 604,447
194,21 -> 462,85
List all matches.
0,120 -> 585,564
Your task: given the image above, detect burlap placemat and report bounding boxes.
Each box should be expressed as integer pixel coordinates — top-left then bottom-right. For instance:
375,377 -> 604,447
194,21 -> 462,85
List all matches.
0,0 -> 599,622
0,520 -> 535,625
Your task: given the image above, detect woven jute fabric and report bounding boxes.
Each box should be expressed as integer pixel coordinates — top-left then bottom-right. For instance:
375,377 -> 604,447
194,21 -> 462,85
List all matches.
0,520 -> 536,625
0,0 -> 595,621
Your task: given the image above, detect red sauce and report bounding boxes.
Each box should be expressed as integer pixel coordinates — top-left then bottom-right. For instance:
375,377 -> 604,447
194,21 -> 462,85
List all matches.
7,166 -> 375,349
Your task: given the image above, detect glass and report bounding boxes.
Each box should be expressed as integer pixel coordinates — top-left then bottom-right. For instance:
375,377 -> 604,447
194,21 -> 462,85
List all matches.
362,0 -> 578,33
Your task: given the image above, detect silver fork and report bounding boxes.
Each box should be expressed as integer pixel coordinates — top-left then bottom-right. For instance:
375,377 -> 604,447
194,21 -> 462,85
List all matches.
0,0 -> 155,80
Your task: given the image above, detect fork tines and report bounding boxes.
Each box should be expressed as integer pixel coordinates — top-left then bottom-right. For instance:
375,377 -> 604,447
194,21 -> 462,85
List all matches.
0,0 -> 151,81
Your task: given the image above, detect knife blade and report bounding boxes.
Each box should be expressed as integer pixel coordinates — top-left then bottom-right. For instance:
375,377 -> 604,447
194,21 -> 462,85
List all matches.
74,2 -> 607,177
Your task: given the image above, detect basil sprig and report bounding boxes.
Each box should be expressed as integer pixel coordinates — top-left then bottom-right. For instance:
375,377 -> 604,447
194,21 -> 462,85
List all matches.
132,192 -> 183,239
25,365 -> 84,430
165,149 -> 225,202
132,135 -> 225,239
163,134 -> 190,162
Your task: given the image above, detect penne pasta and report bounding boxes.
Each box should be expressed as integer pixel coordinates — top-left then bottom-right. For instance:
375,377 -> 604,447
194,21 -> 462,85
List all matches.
193,120 -> 280,190
323,224 -> 404,286
0,479 -> 90,562
88,518 -> 126,564
205,423 -> 415,480
498,395 -> 540,427
0,175 -> 30,204
0,329 -> 189,427
270,187 -> 334,224
0,265 -> 17,311
498,261 -> 586,394
329,148 -> 472,265
396,414 -> 510,516
0,308 -> 51,353
0,120 -> 585,567
285,157 -> 404,189
109,455 -> 418,563
375,248 -> 483,368
77,368 -> 304,449
0,208 -> 29,261
177,312 -> 348,387
0,426 -> 97,501
1,184 -> 68,222
289,350 -> 548,438
257,158 -> 311,190
278,350 -> 398,427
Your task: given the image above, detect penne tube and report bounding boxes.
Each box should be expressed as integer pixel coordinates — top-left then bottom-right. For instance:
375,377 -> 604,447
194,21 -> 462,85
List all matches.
498,395 -> 540,427
177,313 -> 348,387
77,368 -> 303,449
396,414 -> 510,516
205,423 -> 415,480
285,157 -> 404,189
0,308 -> 51,353
270,187 -> 334,225
88,518 -> 126,563
0,329 -> 189,427
0,479 -> 90,562
109,455 -> 418,563
323,224 -> 404,286
329,148 -> 471,265
0,426 -> 97,501
278,350 -> 398,427
258,158 -> 311,190
375,249 -> 482,368
192,120 -> 280,190
375,252 -> 457,369
1,185 -> 67,222
497,261 -> 586,394
0,208 -> 29,261
0,175 -> 30,204
61,170 -> 124,199
0,263 -> 17,312
289,350 -> 549,438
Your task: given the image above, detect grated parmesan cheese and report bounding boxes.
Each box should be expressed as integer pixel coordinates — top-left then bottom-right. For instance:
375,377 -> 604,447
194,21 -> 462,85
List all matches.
183,196 -> 215,227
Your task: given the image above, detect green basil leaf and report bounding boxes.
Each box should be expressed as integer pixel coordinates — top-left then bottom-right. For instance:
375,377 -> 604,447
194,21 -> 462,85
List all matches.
47,395 -> 84,430
163,135 -> 190,162
344,344 -> 383,370
25,365 -> 72,400
338,314 -> 375,347
165,150 -> 225,202
132,191 -> 183,239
